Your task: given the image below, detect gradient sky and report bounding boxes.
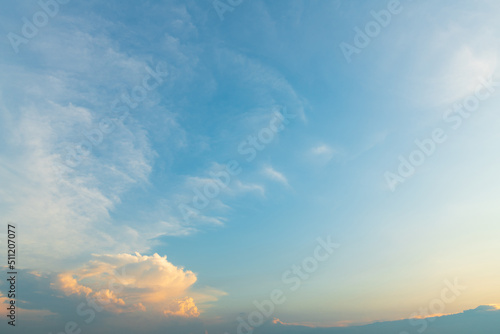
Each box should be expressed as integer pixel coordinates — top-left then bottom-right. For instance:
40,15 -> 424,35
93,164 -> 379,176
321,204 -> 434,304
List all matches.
1,0 -> 500,333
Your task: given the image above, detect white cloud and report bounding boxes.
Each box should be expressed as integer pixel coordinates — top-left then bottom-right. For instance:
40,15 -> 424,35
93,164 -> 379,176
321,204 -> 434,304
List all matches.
310,144 -> 335,162
232,179 -> 265,196
171,164 -> 265,226
374,3 -> 500,110
262,166 -> 289,186
0,96 -> 156,269
0,10 -> 204,267
158,220 -> 199,236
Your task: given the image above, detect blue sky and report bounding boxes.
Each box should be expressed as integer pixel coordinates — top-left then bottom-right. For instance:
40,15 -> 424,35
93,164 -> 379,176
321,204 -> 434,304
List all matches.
1,0 -> 500,333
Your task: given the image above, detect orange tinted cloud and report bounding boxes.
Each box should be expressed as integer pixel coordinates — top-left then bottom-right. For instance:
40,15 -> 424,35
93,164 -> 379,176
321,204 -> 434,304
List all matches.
54,273 -> 92,296
164,297 -> 200,317
53,252 -> 204,317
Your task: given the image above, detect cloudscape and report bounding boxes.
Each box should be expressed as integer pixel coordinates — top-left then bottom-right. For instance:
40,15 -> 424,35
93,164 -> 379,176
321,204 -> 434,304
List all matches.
1,0 -> 500,333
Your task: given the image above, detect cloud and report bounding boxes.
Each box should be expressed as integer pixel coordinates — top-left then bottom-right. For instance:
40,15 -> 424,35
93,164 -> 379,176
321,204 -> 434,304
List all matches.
0,22 -> 171,268
0,293 -> 58,328
52,252 -> 207,317
271,318 -> 316,328
427,45 -> 497,107
376,2 -> 500,110
164,297 -> 200,317
232,180 -> 265,196
4,9 -> 234,266
168,163 -> 265,227
0,96 -> 157,269
0,0 -> 212,269
257,306 -> 500,334
310,143 -> 335,163
311,144 -> 334,156
214,48 -> 308,123
55,273 -> 93,296
463,304 -> 500,313
158,220 -> 199,236
185,167 -> 264,199
262,166 -> 289,186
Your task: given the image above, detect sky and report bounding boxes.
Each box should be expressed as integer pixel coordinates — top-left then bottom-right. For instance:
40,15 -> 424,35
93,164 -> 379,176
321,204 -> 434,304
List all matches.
1,0 -> 500,333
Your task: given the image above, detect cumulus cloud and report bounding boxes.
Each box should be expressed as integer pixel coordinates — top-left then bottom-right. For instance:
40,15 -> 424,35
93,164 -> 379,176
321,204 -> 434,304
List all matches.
51,252 -> 208,318
55,273 -> 92,296
164,297 -> 200,317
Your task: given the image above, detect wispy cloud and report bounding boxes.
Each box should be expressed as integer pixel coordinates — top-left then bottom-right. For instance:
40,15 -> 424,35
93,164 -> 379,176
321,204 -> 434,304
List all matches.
262,165 -> 289,186
0,97 -> 156,268
310,143 -> 335,163
0,5 -> 205,268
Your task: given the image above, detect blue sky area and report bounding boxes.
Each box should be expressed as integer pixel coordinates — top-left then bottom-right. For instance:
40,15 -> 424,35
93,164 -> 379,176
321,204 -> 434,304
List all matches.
1,1 -> 500,333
